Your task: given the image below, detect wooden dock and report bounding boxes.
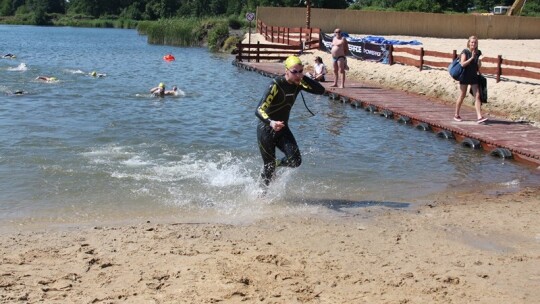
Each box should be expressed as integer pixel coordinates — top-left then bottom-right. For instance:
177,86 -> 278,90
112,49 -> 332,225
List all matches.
234,61 -> 540,168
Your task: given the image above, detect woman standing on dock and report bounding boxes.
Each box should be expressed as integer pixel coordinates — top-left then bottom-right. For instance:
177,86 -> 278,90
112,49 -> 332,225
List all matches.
454,35 -> 487,124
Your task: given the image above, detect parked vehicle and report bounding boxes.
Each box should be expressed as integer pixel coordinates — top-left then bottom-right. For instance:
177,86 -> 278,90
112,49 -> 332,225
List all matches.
493,5 -> 510,14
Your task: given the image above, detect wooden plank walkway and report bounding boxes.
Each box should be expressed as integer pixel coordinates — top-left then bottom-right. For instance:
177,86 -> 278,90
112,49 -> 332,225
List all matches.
234,61 -> 540,168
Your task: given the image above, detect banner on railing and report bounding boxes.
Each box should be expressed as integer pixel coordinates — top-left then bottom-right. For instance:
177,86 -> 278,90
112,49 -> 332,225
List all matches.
321,33 -> 390,64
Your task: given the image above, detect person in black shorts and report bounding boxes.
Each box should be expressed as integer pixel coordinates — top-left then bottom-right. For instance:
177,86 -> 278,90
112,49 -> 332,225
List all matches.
255,55 -> 326,187
454,35 -> 487,124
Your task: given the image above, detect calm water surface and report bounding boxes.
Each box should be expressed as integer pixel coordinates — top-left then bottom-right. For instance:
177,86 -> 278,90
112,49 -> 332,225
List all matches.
1,25 -> 539,228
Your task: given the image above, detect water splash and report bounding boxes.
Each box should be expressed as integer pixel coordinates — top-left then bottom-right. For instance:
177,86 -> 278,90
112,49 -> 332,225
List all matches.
7,63 -> 27,71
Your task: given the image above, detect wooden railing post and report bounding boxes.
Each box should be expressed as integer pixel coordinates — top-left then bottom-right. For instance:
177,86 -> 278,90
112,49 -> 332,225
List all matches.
256,41 -> 260,63
497,55 -> 502,83
419,47 -> 424,71
299,27 -> 304,49
389,45 -> 394,65
236,42 -> 242,62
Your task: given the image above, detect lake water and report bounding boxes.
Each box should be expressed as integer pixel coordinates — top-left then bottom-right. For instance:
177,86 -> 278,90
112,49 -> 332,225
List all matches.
1,25 -> 539,229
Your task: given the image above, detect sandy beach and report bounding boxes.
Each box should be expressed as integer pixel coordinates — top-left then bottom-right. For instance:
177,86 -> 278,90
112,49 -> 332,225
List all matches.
1,34 -> 539,303
298,34 -> 540,126
1,187 -> 539,303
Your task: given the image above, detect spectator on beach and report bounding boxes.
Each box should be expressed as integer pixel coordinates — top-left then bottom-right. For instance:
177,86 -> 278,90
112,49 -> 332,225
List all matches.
454,36 -> 487,124
255,55 -> 326,188
308,56 -> 327,82
331,28 -> 349,88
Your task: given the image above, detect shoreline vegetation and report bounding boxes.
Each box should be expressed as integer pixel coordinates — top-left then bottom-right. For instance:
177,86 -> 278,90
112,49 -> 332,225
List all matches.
0,15 -> 245,51
137,17 -> 244,51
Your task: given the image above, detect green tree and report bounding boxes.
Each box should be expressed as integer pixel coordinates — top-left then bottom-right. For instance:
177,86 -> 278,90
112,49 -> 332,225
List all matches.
120,1 -> 145,19
209,0 -> 227,15
395,0 -> 442,12
160,0 -> 179,18
0,0 -> 12,15
67,0 -> 101,17
312,0 -> 349,8
522,0 -> 540,16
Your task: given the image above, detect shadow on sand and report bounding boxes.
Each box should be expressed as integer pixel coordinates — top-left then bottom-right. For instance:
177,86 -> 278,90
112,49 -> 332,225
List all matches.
288,197 -> 410,212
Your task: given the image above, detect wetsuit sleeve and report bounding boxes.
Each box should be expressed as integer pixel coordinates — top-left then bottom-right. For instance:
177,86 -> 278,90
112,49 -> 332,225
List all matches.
255,81 -> 278,124
299,75 -> 326,95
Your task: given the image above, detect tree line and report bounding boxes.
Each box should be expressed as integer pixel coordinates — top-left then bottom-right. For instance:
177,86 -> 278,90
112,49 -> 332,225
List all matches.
0,0 -> 350,20
1,0 -> 538,24
351,0 -> 539,15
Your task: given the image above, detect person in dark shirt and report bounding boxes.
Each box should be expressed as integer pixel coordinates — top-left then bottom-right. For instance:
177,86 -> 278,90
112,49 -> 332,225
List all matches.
454,35 -> 487,124
255,55 -> 326,187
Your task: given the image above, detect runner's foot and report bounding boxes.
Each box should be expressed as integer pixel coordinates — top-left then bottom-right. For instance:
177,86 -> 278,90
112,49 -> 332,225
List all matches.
477,117 -> 488,124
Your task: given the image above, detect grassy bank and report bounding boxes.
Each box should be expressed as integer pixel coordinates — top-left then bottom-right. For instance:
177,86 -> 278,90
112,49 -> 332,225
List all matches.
0,15 -> 245,52
137,17 -> 245,51
0,14 -> 138,28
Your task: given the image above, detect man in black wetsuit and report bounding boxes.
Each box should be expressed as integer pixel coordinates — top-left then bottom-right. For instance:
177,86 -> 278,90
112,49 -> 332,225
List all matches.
255,55 -> 326,187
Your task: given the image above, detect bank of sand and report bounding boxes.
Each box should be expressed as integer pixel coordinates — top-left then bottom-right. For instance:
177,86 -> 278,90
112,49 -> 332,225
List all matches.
1,34 -> 540,303
1,188 -> 539,303
299,34 -> 540,126
245,33 -> 540,125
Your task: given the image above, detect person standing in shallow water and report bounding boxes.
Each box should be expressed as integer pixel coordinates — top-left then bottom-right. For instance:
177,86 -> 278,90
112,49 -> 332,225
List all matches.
255,56 -> 326,187
331,28 -> 349,88
454,35 -> 487,124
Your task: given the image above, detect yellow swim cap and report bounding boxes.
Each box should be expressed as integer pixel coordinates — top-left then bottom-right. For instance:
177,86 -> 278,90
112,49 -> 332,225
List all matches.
284,56 -> 302,69
159,83 -> 164,88
91,71 -> 97,76
50,77 -> 57,81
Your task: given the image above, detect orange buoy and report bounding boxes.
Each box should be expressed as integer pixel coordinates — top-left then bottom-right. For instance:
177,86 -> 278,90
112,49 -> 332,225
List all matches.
163,54 -> 175,61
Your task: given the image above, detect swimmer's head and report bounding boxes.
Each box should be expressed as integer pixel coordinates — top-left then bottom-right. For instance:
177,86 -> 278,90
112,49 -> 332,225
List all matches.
285,56 -> 302,70
50,77 -> 57,81
91,71 -> 97,77
159,83 -> 164,88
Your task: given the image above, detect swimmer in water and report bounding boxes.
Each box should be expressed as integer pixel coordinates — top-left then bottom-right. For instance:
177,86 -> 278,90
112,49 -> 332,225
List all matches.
2,53 -> 16,59
36,76 -> 58,82
150,82 -> 166,97
164,86 -> 178,96
90,71 -> 106,78
5,90 -> 27,96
